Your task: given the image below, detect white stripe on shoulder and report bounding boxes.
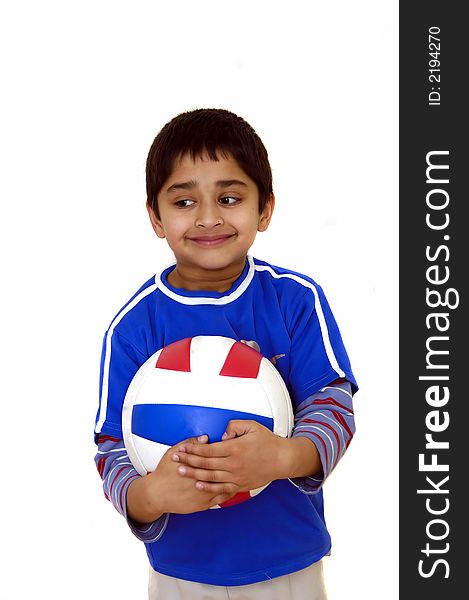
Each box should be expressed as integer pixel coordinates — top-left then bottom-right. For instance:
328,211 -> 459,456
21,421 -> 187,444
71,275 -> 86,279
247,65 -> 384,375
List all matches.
254,264 -> 346,378
155,256 -> 255,305
95,283 -> 158,435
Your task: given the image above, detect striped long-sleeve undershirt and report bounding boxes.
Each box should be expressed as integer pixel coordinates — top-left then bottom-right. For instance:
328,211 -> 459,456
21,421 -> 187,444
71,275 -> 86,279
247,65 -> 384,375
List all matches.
95,435 -> 168,542
290,378 -> 355,492
94,378 -> 355,539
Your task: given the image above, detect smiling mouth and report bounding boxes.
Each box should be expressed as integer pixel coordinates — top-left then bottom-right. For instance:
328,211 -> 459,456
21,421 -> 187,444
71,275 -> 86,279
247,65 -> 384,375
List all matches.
187,234 -> 235,247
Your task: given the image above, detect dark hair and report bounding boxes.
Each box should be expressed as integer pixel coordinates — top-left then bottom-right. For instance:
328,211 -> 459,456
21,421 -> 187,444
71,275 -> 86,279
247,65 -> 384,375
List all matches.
146,108 -> 273,218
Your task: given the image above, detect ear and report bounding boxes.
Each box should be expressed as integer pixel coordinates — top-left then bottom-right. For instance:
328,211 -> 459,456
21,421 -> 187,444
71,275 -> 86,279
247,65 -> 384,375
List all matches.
146,201 -> 166,239
257,193 -> 275,232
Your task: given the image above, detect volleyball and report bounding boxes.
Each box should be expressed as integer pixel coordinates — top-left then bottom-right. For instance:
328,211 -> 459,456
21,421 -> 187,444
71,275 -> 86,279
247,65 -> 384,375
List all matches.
122,335 -> 294,508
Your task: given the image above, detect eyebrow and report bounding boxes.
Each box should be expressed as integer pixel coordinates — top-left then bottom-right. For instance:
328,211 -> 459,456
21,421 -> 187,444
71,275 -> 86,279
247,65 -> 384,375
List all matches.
165,179 -> 248,193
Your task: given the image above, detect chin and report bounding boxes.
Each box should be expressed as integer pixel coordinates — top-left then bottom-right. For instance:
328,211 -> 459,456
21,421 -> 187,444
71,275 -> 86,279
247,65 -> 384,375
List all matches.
186,247 -> 243,266
194,258 -> 235,272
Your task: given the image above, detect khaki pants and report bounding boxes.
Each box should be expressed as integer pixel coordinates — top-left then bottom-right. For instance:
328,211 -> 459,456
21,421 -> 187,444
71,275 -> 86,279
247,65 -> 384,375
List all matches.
148,560 -> 327,600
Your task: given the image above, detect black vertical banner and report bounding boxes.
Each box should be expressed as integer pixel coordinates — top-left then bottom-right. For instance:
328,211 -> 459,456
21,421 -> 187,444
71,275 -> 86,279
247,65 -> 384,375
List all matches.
400,2 -> 466,597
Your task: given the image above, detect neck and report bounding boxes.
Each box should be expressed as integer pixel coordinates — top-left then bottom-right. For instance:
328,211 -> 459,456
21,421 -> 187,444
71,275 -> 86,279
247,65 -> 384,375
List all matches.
167,258 -> 247,292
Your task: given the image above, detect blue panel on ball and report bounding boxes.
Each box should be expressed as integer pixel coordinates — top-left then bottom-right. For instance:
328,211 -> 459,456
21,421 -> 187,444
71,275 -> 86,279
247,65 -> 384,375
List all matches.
132,404 -> 274,445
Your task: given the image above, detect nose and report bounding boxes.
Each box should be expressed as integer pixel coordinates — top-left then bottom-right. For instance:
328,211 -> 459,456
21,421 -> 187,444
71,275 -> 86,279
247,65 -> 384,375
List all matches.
194,202 -> 223,228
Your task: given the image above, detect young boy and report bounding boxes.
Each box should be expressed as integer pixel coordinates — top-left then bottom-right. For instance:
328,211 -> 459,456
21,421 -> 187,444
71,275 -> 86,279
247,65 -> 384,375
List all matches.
94,108 -> 358,599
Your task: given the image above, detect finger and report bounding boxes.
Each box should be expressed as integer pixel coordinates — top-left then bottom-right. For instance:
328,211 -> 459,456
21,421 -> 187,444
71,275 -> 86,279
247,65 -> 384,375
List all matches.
171,451 -> 226,471
176,434 -> 209,451
177,465 -> 231,483
179,439 -> 232,457
197,481 -> 238,497
207,483 -> 240,507
185,434 -> 209,445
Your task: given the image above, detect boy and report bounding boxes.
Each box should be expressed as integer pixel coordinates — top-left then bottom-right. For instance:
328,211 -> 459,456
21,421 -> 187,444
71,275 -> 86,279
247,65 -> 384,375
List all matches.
94,108 -> 357,599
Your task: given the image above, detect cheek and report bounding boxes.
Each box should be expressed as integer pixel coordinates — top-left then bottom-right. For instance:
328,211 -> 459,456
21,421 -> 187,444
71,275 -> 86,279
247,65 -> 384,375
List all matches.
241,216 -> 263,237
164,228 -> 184,244
158,218 -> 186,241
233,209 -> 259,229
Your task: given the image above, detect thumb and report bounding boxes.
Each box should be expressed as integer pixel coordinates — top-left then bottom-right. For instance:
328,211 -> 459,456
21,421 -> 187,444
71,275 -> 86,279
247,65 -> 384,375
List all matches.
222,419 -> 257,440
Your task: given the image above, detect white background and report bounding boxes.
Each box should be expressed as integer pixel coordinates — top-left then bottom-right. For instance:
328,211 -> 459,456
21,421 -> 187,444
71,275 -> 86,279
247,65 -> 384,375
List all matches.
1,1 -> 398,598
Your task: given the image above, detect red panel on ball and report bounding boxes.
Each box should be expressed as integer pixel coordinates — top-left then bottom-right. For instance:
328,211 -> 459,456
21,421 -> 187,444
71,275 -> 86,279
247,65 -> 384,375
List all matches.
156,337 -> 192,372
218,491 -> 252,508
219,342 -> 262,379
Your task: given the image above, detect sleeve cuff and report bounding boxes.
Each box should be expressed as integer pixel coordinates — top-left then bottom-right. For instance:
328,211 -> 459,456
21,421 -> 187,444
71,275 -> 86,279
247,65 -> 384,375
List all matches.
288,431 -> 326,494
127,512 -> 170,543
120,475 -> 170,543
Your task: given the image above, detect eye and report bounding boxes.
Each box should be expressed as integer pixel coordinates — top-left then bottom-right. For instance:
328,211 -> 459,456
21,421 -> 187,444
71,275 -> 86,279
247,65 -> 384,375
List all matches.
218,196 -> 240,206
174,199 -> 194,208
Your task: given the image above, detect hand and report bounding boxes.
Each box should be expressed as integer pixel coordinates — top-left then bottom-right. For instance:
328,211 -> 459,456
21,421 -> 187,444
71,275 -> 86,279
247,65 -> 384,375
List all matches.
127,435 -> 238,523
171,420 -> 288,494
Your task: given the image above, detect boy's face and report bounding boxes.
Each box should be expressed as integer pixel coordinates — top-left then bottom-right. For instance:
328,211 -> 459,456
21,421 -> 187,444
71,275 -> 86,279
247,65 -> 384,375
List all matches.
148,152 -> 274,290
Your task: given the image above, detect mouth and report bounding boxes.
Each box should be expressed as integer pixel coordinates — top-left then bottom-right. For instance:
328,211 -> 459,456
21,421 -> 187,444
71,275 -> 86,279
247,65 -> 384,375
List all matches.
187,234 -> 235,247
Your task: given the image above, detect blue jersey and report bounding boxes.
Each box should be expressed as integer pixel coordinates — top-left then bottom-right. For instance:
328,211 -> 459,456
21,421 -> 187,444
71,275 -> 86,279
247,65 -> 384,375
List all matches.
94,256 -> 357,586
